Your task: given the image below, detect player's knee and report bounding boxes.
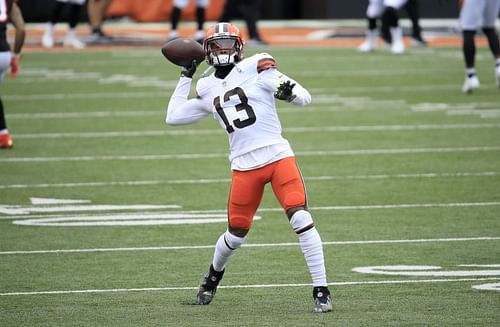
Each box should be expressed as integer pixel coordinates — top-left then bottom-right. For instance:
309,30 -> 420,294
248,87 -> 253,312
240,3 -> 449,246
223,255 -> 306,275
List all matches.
283,192 -> 305,211
229,216 -> 252,232
224,230 -> 246,249
289,209 -> 315,235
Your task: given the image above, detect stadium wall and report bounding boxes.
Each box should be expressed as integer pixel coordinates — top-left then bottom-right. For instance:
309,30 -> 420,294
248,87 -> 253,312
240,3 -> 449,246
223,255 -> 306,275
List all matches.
19,0 -> 461,23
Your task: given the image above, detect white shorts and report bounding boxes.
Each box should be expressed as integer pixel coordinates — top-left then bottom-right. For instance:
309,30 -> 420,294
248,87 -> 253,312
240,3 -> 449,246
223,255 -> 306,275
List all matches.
173,0 -> 209,9
459,0 -> 500,30
56,0 -> 86,5
0,51 -> 11,82
366,0 -> 408,18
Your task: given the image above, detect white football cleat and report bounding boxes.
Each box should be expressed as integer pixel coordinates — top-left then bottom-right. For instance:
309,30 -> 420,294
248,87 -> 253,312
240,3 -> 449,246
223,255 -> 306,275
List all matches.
357,30 -> 377,53
41,30 -> 54,48
63,35 -> 86,49
390,27 -> 405,54
462,75 -> 480,93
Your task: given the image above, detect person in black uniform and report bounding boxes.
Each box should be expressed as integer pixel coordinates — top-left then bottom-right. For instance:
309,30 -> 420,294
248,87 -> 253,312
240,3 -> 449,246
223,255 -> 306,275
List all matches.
219,0 -> 267,46
0,0 -> 25,149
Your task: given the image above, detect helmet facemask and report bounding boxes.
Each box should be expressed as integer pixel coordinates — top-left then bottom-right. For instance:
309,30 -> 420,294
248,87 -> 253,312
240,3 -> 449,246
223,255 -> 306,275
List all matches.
204,23 -> 244,67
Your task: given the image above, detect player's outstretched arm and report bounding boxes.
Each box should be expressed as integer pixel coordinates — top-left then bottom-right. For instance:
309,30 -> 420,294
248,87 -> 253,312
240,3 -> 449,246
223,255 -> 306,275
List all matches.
275,76 -> 311,106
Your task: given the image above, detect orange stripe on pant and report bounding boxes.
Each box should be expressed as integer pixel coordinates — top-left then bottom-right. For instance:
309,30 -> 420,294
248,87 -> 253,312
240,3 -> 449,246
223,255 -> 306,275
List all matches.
228,156 -> 307,230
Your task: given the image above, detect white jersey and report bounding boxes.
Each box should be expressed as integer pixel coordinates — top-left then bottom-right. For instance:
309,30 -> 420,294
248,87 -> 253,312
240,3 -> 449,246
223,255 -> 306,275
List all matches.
166,53 -> 311,170
459,0 -> 500,31
366,0 -> 408,18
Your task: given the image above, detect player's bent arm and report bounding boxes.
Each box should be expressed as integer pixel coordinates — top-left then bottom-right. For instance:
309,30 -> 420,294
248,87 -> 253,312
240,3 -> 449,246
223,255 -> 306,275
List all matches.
259,69 -> 312,106
166,77 -> 210,125
287,79 -> 311,106
10,3 -> 26,55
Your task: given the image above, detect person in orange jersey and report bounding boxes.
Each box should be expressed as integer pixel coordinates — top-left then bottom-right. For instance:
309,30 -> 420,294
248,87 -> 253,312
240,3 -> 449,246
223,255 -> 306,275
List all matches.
166,22 -> 332,313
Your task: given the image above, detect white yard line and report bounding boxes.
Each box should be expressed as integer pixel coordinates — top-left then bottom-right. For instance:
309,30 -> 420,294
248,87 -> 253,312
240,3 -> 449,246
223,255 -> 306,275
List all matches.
1,146 -> 500,163
2,201 -> 500,221
11,123 -> 500,139
1,236 -> 499,255
1,277 -> 499,297
0,171 -> 496,189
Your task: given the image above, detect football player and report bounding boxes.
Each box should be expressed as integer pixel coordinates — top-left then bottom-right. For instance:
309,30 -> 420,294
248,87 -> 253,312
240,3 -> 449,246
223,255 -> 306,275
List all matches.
87,0 -> 113,43
358,0 -> 407,54
41,0 -> 86,49
168,0 -> 209,44
0,0 -> 25,149
166,22 -> 332,313
459,0 -> 500,93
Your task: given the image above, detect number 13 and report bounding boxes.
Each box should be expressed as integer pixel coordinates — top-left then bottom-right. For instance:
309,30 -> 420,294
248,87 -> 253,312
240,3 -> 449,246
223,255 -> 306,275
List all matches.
213,87 -> 256,133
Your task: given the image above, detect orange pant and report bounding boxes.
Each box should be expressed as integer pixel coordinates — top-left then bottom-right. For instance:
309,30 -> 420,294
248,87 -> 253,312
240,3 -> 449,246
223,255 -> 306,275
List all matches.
228,156 -> 307,230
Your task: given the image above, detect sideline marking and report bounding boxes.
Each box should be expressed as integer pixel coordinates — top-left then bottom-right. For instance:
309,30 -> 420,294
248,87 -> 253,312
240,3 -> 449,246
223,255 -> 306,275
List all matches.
2,201 -> 500,220
352,265 -> 500,277
1,146 -> 500,163
1,277 -> 499,297
12,213 -> 261,227
0,171 -> 496,189
472,282 -> 500,291
11,123 -> 500,139
1,236 -> 499,255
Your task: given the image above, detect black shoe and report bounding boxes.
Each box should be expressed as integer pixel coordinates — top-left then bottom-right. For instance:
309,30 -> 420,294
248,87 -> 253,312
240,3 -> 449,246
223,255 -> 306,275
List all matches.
88,30 -> 113,44
411,35 -> 427,47
196,265 -> 224,305
313,286 -> 332,313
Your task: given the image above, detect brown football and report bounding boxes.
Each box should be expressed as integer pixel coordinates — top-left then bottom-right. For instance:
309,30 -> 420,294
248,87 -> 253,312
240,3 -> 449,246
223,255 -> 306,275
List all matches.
161,38 -> 206,67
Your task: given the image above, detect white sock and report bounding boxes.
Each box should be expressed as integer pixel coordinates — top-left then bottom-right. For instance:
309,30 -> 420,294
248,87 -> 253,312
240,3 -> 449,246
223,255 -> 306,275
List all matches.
466,68 -> 476,77
212,231 -> 246,272
169,30 -> 178,39
298,227 -> 327,286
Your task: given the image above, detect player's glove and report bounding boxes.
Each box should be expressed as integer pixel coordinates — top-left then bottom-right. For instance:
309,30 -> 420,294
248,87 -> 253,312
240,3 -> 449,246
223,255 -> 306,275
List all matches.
274,80 -> 296,102
181,59 -> 198,78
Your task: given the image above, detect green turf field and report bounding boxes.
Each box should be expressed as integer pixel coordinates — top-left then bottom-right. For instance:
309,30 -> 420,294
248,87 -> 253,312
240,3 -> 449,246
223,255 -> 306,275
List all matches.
1,45 -> 499,326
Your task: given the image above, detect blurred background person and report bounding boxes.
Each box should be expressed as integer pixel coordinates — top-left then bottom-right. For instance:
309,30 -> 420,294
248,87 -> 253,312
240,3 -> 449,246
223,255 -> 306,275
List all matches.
42,0 -> 86,49
405,0 -> 426,46
88,0 -> 113,43
358,0 -> 407,54
0,0 -> 25,149
219,0 -> 267,46
460,0 -> 500,93
168,0 -> 209,43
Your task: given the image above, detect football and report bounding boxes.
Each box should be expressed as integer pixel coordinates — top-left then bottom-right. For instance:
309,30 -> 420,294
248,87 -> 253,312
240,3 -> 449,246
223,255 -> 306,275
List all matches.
161,38 -> 206,67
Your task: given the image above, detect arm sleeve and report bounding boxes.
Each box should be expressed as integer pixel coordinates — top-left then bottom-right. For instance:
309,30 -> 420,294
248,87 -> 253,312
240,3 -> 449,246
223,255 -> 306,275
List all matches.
166,77 -> 211,125
257,69 -> 312,106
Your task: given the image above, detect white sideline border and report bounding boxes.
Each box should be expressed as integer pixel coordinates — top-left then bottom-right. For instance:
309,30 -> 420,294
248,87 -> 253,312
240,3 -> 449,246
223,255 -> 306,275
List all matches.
1,236 -> 499,255
1,277 -> 499,297
0,171 -> 497,190
1,146 -> 500,163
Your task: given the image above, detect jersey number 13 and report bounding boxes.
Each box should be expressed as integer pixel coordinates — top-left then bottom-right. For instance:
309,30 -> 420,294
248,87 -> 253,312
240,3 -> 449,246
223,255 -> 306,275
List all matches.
213,87 -> 256,133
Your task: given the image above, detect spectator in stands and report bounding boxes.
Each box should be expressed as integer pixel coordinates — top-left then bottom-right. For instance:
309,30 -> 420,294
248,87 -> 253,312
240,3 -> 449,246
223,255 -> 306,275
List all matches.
42,0 -> 86,49
88,0 -> 113,43
0,0 -> 25,149
219,0 -> 267,46
168,0 -> 209,44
